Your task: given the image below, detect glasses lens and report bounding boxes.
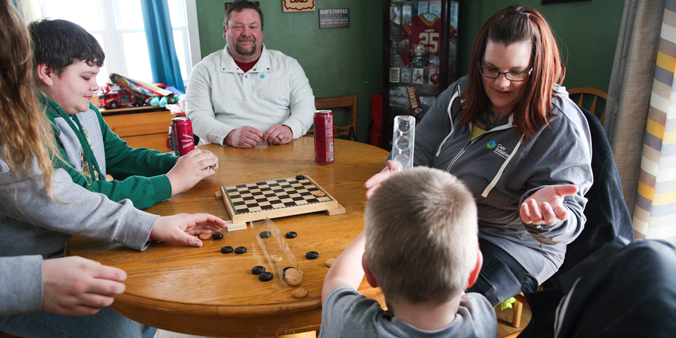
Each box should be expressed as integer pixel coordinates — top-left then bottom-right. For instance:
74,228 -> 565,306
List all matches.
480,67 -> 499,78
506,71 -> 527,81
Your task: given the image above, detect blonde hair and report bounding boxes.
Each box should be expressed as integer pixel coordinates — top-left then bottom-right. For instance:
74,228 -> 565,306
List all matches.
0,0 -> 58,197
364,167 -> 478,304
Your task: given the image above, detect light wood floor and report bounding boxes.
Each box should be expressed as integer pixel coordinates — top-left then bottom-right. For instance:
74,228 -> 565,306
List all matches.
496,304 -> 531,338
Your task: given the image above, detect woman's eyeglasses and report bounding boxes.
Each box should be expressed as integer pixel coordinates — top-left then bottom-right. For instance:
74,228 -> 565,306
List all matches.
479,66 -> 532,82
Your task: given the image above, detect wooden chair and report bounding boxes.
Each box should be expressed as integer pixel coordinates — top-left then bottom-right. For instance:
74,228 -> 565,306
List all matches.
567,87 -> 608,124
311,94 -> 358,139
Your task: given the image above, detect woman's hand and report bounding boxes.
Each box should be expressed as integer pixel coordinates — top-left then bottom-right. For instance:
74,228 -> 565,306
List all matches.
364,160 -> 403,199
520,185 -> 579,226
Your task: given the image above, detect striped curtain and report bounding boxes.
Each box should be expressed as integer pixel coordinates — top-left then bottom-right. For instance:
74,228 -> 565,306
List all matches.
633,0 -> 676,244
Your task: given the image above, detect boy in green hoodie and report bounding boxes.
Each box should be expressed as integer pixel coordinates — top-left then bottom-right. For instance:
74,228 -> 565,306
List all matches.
29,19 -> 218,209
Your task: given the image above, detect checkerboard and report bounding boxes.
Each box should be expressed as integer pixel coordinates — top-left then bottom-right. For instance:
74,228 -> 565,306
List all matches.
220,175 -> 343,223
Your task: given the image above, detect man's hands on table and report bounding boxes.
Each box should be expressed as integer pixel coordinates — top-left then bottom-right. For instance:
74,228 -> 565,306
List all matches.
262,124 -> 292,145
224,125 -> 292,148
224,126 -> 263,148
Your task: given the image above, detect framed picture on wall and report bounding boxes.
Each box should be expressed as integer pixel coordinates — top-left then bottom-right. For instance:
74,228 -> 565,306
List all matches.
225,1 -> 259,10
401,67 -> 411,84
390,67 -> 400,83
541,0 -> 590,4
412,68 -> 424,84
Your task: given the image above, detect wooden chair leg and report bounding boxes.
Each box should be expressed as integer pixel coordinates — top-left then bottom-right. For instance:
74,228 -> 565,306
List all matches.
512,299 -> 523,328
279,332 -> 316,338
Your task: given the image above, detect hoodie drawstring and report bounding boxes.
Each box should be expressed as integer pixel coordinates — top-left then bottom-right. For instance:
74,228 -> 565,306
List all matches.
481,135 -> 524,198
435,90 -> 460,157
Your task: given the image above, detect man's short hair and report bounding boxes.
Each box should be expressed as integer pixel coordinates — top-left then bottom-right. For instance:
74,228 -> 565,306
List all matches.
364,167 -> 478,304
224,0 -> 264,29
28,19 -> 104,75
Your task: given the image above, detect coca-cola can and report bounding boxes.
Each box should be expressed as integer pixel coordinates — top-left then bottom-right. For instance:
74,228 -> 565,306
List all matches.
313,110 -> 334,164
171,116 -> 195,156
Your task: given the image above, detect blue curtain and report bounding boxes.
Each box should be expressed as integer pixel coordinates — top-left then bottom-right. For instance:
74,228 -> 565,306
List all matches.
140,0 -> 185,93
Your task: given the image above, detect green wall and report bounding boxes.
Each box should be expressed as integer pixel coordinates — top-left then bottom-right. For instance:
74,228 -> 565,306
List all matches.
195,1 -> 624,142
195,1 -> 383,143
458,0 -> 624,92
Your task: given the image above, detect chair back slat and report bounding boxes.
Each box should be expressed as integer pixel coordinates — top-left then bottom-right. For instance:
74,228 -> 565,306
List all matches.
567,87 -> 608,123
310,94 -> 358,138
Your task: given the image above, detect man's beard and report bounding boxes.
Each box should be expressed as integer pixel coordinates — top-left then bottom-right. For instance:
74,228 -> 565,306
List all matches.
235,39 -> 257,56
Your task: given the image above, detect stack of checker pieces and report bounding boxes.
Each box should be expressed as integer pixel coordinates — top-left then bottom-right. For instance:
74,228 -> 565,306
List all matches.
220,175 -> 344,223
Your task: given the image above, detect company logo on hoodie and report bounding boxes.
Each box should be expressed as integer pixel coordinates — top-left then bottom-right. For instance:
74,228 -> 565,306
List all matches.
487,141 -> 510,159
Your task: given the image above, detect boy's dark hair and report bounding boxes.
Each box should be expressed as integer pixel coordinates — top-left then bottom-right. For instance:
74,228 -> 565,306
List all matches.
28,19 -> 104,75
224,0 -> 264,30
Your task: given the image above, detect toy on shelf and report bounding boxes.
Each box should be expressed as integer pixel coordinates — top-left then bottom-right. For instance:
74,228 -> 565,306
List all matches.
105,73 -> 181,109
98,84 -> 144,109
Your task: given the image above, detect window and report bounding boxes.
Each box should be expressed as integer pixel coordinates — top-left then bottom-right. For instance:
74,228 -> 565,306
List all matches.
36,0 -> 200,88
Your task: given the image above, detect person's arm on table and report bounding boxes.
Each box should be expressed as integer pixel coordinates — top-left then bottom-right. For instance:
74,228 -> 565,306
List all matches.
1,161 -> 225,250
224,126 -> 263,148
0,255 -> 126,317
322,231 -> 366,304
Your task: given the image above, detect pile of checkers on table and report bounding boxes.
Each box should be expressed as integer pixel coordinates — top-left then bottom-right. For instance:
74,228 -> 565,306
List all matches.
194,230 -> 336,299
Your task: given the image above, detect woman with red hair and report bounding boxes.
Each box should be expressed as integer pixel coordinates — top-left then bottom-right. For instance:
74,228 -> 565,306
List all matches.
366,5 -> 593,306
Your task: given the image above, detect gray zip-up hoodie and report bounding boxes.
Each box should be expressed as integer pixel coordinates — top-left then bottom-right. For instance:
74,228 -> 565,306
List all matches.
414,76 -> 593,283
0,150 -> 158,317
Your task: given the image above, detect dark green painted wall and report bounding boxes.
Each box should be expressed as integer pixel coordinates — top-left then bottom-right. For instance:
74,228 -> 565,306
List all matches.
195,1 -> 383,143
458,0 -> 623,92
195,1 -> 623,142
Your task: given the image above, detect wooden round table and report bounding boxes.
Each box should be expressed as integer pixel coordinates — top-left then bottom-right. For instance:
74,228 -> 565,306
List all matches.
66,138 -> 388,337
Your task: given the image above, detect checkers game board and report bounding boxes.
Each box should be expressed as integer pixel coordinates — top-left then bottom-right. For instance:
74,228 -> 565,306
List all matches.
219,175 -> 344,223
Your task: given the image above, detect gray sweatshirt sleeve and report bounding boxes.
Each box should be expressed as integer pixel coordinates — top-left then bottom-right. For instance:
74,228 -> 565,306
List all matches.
414,81 -> 462,167
518,104 -> 593,245
0,255 -> 43,317
0,157 -> 159,251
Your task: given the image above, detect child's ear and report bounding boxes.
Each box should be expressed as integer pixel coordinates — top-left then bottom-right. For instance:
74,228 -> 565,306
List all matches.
466,249 -> 483,288
35,63 -> 55,87
362,254 -> 378,288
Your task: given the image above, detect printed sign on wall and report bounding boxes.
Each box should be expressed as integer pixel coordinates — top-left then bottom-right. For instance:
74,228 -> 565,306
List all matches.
319,8 -> 349,29
283,0 -> 315,12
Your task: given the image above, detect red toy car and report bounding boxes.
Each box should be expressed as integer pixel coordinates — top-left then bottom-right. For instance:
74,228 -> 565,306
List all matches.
98,84 -> 144,109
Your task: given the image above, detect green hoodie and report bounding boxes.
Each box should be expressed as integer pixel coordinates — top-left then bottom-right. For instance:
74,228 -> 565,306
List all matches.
43,95 -> 178,209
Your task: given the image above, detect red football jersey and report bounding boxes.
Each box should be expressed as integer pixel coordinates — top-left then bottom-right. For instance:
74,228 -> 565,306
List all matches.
402,15 -> 442,55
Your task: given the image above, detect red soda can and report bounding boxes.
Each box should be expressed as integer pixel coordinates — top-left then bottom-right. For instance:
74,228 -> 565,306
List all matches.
171,116 -> 195,156
313,110 -> 334,164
